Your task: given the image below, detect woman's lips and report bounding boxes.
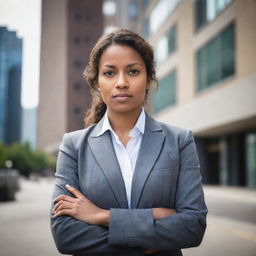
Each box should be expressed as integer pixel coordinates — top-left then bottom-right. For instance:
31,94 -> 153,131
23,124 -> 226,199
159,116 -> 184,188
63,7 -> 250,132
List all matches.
112,94 -> 132,101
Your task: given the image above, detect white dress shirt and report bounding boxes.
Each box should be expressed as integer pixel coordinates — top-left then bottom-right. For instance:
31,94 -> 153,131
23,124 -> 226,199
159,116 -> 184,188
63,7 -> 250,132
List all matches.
97,108 -> 145,208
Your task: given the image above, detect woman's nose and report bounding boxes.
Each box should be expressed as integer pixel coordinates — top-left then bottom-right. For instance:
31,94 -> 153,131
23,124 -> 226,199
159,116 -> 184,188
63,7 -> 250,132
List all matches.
115,73 -> 128,88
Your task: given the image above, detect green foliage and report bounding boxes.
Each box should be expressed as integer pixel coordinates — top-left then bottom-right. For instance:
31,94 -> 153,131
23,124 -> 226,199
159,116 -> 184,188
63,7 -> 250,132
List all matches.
0,142 -> 56,178
0,143 -> 7,167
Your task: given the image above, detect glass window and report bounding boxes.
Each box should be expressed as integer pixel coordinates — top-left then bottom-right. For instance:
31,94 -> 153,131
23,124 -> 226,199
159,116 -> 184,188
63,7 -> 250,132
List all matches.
221,23 -> 235,77
246,133 -> 256,188
84,36 -> 90,44
142,18 -> 149,38
74,82 -> 81,90
104,26 -> 119,34
156,36 -> 168,63
196,23 -> 235,91
195,0 -> 207,30
152,70 -> 176,112
74,12 -> 82,22
197,46 -> 207,91
73,107 -> 82,114
143,0 -> 152,10
168,25 -> 176,55
149,0 -> 180,34
155,24 -> 177,63
207,36 -> 221,85
129,0 -> 137,18
216,0 -> 226,12
206,0 -> 217,21
73,37 -> 81,45
195,0 -> 232,30
102,1 -> 116,16
74,60 -> 83,69
84,14 -> 92,22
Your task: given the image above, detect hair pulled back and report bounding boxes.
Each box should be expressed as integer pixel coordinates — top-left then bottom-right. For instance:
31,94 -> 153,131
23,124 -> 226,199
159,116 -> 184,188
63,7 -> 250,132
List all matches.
83,29 -> 156,127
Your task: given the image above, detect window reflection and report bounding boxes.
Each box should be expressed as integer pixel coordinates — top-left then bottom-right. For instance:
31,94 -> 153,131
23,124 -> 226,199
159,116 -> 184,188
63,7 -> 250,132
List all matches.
150,0 -> 180,34
103,1 -> 116,16
155,25 -> 177,63
196,0 -> 232,29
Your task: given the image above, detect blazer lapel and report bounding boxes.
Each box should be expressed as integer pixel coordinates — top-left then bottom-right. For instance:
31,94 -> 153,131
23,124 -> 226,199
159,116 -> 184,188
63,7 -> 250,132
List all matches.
88,119 -> 128,209
131,114 -> 165,208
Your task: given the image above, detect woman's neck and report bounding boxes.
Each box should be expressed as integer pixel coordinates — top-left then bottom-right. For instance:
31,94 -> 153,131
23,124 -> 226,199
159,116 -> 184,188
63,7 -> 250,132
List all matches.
107,108 -> 143,135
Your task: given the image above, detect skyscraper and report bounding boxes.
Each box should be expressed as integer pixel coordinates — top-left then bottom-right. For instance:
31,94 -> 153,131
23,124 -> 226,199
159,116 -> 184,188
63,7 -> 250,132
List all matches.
0,27 -> 22,145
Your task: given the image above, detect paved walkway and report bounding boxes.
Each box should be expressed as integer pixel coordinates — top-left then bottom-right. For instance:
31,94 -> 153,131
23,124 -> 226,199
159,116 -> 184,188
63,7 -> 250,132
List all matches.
183,185 -> 256,256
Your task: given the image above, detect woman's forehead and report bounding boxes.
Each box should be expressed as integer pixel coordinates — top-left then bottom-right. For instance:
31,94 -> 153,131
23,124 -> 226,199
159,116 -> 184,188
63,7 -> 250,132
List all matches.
99,44 -> 145,67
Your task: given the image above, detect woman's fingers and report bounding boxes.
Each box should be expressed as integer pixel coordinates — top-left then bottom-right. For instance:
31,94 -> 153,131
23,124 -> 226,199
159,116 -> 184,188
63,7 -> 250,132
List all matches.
65,184 -> 84,198
52,185 -> 105,224
53,193 -> 75,203
52,185 -> 89,219
53,184 -> 84,204
53,200 -> 73,214
54,208 -> 73,217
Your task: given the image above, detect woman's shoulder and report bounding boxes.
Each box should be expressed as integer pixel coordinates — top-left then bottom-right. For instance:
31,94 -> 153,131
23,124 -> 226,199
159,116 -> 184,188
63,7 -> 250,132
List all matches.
159,121 -> 188,134
60,125 -> 96,150
147,114 -> 190,137
147,115 -> 194,149
67,125 -> 95,139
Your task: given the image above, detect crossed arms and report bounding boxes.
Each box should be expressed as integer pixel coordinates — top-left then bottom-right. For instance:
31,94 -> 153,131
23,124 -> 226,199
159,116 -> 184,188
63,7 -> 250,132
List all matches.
50,131 -> 207,255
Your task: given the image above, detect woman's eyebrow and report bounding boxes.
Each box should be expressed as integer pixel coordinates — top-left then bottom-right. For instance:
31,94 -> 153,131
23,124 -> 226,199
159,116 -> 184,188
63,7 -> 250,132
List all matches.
103,64 -> 116,69
127,63 -> 143,67
102,63 -> 143,69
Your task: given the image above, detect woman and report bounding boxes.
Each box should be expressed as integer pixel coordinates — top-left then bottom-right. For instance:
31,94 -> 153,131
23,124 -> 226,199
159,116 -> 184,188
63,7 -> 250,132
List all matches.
51,29 -> 207,256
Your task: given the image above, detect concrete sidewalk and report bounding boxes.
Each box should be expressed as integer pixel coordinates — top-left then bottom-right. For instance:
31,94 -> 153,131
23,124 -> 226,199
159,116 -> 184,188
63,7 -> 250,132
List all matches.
183,185 -> 256,256
203,185 -> 256,224
204,185 -> 256,204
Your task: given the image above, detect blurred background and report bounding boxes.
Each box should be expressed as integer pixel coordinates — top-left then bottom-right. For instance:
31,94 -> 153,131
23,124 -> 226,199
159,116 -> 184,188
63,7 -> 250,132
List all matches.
0,0 -> 255,255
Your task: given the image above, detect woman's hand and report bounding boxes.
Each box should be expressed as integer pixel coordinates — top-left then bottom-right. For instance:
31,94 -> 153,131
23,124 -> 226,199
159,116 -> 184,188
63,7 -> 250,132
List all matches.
52,185 -> 110,227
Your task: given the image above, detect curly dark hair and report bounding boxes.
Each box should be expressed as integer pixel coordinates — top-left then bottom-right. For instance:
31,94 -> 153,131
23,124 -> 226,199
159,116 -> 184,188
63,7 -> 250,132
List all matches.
83,29 -> 157,127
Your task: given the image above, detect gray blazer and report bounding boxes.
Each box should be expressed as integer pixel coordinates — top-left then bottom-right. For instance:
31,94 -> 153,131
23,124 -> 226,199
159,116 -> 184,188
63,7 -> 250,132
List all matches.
51,113 -> 207,256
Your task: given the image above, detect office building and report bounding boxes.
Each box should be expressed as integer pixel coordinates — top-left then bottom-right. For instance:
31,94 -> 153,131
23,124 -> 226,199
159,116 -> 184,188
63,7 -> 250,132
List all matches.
0,27 -> 22,145
137,0 -> 256,188
38,0 -> 103,153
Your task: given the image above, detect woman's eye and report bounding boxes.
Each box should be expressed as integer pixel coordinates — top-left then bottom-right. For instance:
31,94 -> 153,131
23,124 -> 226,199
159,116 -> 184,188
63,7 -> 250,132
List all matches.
103,71 -> 114,77
129,69 -> 140,75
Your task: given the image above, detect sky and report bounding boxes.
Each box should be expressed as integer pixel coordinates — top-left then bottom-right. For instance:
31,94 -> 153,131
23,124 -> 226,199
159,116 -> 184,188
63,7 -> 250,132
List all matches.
0,0 -> 41,109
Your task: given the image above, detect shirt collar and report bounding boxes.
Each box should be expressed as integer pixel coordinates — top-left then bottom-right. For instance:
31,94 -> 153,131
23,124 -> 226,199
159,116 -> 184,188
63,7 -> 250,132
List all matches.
96,108 -> 145,138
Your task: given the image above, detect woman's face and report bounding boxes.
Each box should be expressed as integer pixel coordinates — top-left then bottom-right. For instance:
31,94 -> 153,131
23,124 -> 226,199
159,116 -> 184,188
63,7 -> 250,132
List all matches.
98,44 -> 148,115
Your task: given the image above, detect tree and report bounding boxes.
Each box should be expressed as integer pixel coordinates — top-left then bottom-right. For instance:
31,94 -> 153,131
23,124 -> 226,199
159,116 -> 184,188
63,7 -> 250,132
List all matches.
0,142 -> 56,177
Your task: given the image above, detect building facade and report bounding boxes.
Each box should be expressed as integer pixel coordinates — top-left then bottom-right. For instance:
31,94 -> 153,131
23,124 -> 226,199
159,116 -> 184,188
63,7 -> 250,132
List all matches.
38,0 -> 103,153
0,27 -> 22,145
137,0 -> 256,188
103,0 -> 141,33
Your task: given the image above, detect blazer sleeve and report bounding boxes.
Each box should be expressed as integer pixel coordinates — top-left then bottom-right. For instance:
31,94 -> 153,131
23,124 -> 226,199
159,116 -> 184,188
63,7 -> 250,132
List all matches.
108,130 -> 208,251
50,133 -> 140,255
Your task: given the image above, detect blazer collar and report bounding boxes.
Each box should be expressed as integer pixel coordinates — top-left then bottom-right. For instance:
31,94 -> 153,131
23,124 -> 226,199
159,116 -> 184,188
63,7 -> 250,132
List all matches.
90,116 -> 105,138
88,112 -> 165,208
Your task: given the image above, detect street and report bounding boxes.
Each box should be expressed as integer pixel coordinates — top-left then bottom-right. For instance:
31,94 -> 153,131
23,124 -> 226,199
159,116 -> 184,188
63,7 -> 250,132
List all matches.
0,178 -> 255,256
